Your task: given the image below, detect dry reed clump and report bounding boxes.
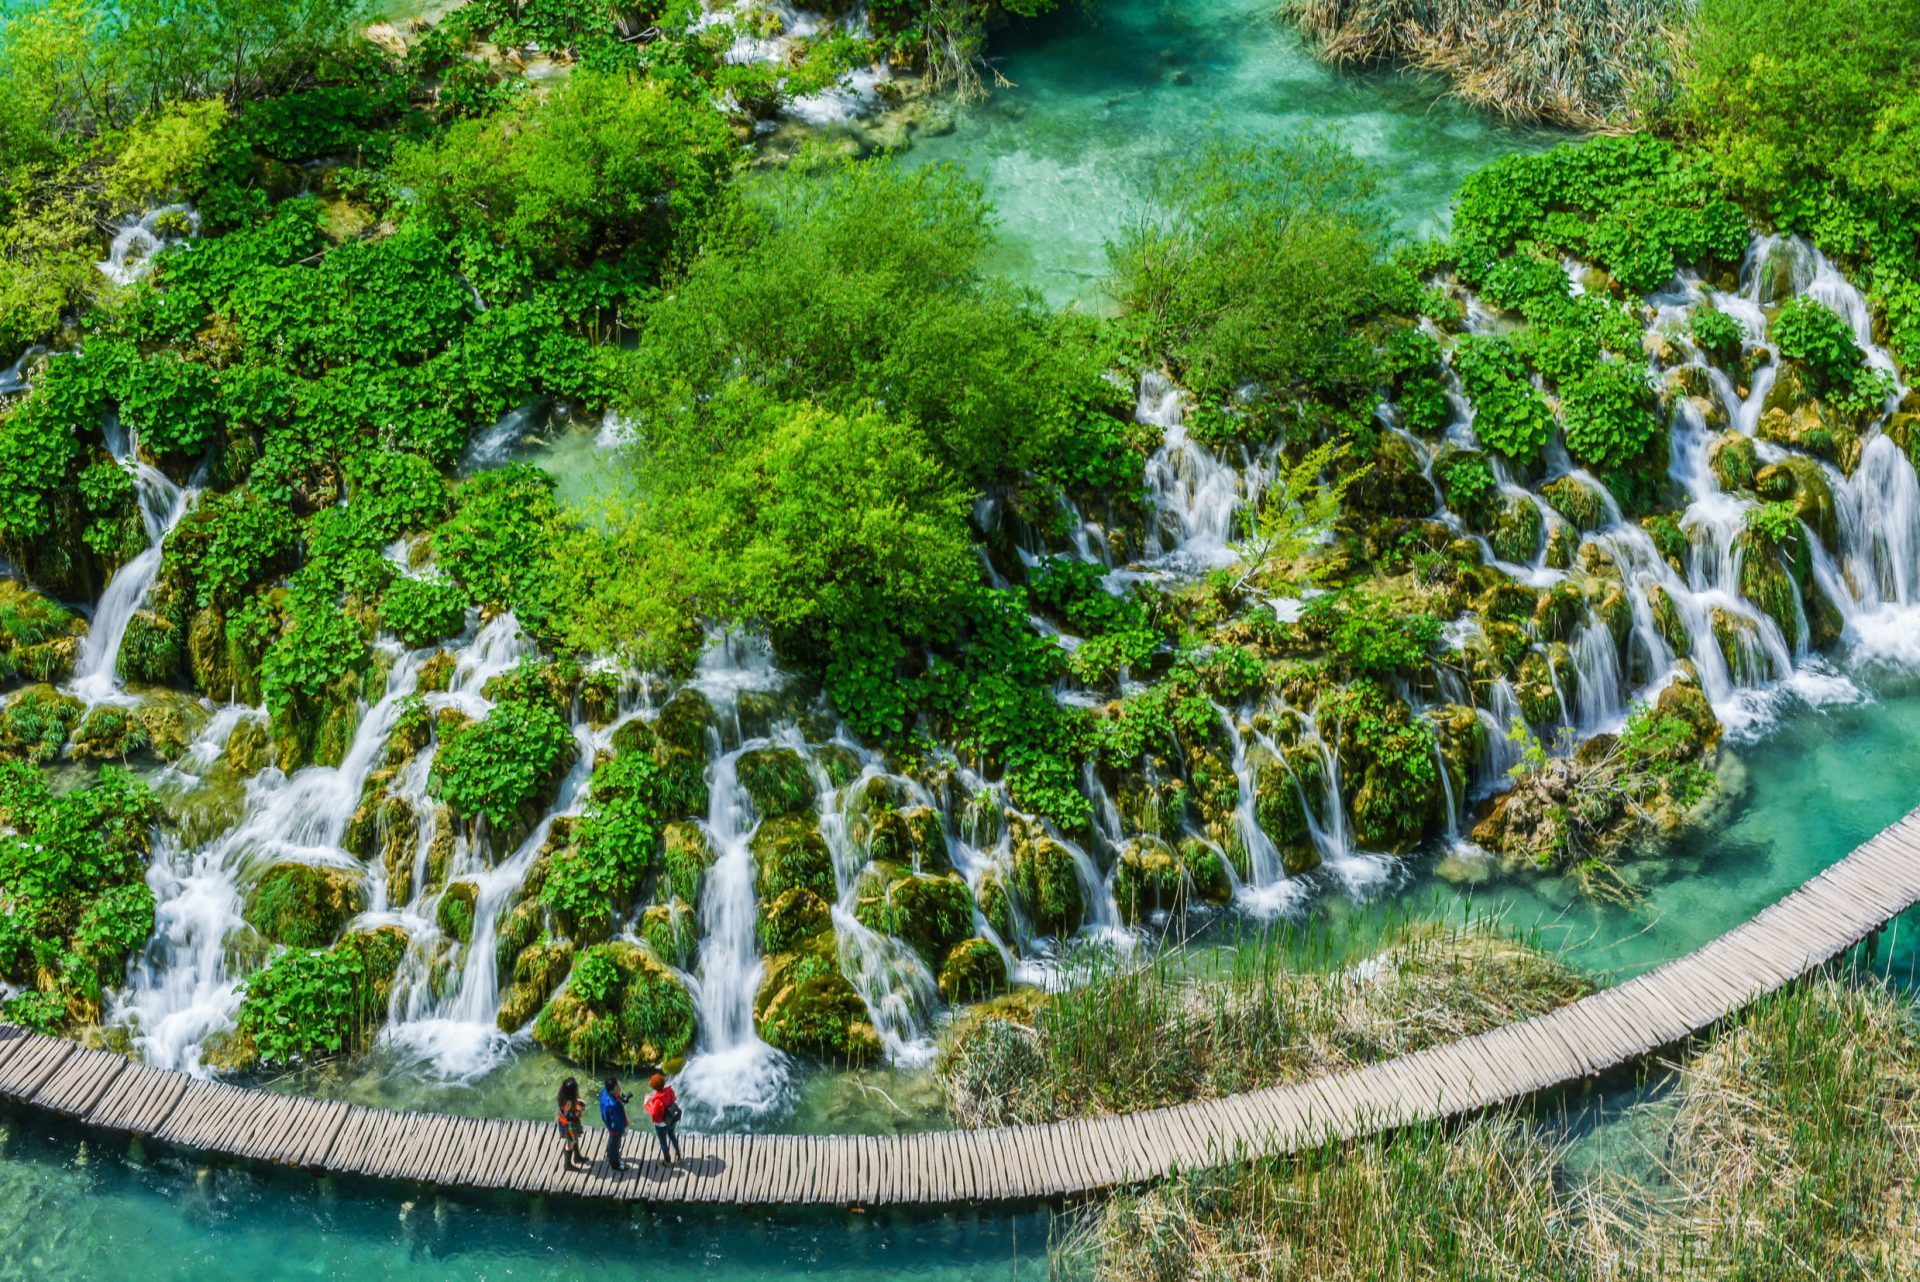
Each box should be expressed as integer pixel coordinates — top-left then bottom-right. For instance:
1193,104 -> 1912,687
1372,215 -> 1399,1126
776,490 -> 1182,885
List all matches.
939,922 -> 1589,1128
1056,977 -> 1920,1282
1058,1115 -> 1591,1282
1282,0 -> 1685,130
1626,976 -> 1920,1278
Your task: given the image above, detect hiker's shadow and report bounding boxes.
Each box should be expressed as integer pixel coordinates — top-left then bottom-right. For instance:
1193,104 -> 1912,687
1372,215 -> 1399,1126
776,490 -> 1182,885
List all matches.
633,1153 -> 724,1184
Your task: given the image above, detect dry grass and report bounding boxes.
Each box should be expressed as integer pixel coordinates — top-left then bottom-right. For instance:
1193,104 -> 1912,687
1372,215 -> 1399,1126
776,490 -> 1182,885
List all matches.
1055,976 -> 1920,1282
940,921 -> 1590,1128
1283,0 -> 1685,130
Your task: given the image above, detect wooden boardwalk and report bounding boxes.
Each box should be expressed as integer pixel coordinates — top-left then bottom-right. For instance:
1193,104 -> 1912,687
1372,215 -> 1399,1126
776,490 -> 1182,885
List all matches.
5,808 -> 1920,1205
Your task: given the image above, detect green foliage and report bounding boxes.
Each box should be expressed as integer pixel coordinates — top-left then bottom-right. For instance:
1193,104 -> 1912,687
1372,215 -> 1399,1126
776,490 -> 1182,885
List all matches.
1300,590 -> 1443,678
542,752 -> 665,928
379,576 -> 467,649
258,575 -> 368,715
1689,306 -> 1745,361
1381,325 -> 1451,435
1454,336 -> 1552,464
1745,500 -> 1802,547
1110,136 -> 1398,415
0,763 -> 157,1029
1560,358 -> 1659,470
1452,135 -> 1750,297
391,70 -> 736,298
430,698 -> 573,831
1231,439 -> 1362,594
1770,297 -> 1866,394
1436,452 -> 1497,520
236,929 -> 405,1067
163,489 -> 299,611
434,464 -> 565,633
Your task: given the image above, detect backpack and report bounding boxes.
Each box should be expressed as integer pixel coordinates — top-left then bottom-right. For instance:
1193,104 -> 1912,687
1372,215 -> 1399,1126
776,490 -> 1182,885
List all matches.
666,1100 -> 683,1125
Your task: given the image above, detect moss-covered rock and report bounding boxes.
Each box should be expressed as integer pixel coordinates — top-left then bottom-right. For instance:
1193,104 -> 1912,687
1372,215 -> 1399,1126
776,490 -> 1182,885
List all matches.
532,941 -> 696,1069
1112,838 -> 1184,924
416,650 -> 457,693
1181,838 -> 1234,904
0,683 -> 81,763
1487,495 -> 1543,564
1755,400 -> 1862,474
759,886 -> 833,955
0,581 -> 85,689
68,703 -> 152,761
1009,823 -> 1086,938
1514,649 -> 1562,727
860,804 -> 950,873
1532,579 -> 1586,643
497,940 -> 573,1033
1736,529 -> 1804,652
117,608 -> 180,685
437,879 -> 478,944
1710,607 -> 1769,684
853,870 -> 973,964
1346,431 -> 1437,519
735,747 -> 816,819
1646,583 -> 1692,656
1539,475 -> 1610,531
1753,456 -> 1838,550
245,862 -> 365,948
937,938 -> 1008,1003
977,868 -> 1014,940
754,946 -> 880,1064
132,690 -> 208,762
225,716 -> 271,777
752,815 -> 835,901
1249,743 -> 1321,877
1708,433 -> 1758,492
662,820 -> 715,905
640,900 -> 699,969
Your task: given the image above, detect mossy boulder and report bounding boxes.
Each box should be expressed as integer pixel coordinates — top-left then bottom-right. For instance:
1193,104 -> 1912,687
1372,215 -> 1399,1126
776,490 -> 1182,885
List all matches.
754,946 -> 880,1064
1429,704 -> 1484,808
1708,433 -> 1759,492
937,938 -> 1008,1004
69,704 -> 153,761
1654,679 -> 1720,757
497,940 -> 573,1033
1009,824 -> 1086,938
1345,431 -> 1436,519
437,879 -> 479,944
1531,579 -> 1586,644
662,821 -> 716,905
735,747 -> 816,819
860,804 -> 950,872
1181,838 -> 1234,904
1710,607 -> 1769,684
245,862 -> 365,948
1753,456 -> 1839,550
132,690 -> 208,761
0,581 -> 85,688
1487,495 -> 1543,564
1514,649 -> 1563,727
532,941 -> 696,1070
225,716 -> 272,777
1756,399 -> 1862,474
752,815 -> 835,901
0,683 -> 82,763
1539,475 -> 1610,531
1735,529 -> 1806,652
1646,584 -> 1692,657
759,886 -> 833,955
117,608 -> 181,685
978,868 -> 1014,940
1250,743 -> 1321,877
853,869 -> 973,964
1112,838 -> 1185,924
640,900 -> 699,969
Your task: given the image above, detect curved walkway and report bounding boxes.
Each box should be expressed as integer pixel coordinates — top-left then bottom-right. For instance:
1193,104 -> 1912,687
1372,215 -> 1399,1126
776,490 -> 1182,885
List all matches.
4,808 -> 1920,1205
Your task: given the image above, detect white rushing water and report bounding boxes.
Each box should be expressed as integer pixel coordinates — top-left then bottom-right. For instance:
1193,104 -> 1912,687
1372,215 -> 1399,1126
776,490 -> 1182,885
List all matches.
57,229 -> 1920,1107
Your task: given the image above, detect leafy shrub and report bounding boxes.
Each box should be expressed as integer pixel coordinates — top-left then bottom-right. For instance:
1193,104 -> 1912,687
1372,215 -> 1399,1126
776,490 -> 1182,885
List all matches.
236,929 -> 407,1067
1560,358 -> 1659,470
1455,336 -> 1552,464
434,464 -> 564,632
1689,306 -> 1746,360
1436,452 -> 1498,522
1771,296 -> 1865,392
431,698 -> 574,830
379,576 -> 468,648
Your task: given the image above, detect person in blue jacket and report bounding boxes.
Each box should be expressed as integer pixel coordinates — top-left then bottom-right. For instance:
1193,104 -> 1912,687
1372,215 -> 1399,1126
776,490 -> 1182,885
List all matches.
600,1077 -> 631,1171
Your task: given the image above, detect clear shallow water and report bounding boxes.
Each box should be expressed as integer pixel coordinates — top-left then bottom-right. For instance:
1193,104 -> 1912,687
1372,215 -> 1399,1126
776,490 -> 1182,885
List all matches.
0,1110 -> 1047,1282
898,0 -> 1563,304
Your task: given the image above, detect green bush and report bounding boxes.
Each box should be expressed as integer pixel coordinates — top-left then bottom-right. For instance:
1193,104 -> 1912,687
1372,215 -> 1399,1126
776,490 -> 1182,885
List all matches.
379,576 -> 468,648
430,698 -> 574,830
1689,306 -> 1746,360
1770,297 -> 1865,392
1561,358 -> 1660,470
1454,337 -> 1552,464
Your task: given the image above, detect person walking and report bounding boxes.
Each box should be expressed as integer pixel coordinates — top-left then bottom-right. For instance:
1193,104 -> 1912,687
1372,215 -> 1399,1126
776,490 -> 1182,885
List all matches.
600,1077 -> 631,1172
645,1072 -> 683,1167
555,1077 -> 585,1170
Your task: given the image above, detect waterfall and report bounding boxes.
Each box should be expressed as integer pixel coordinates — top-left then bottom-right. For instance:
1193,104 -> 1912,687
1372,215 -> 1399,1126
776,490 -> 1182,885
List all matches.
1133,370 -> 1274,577
69,429 -> 192,704
677,743 -> 792,1124
96,205 -> 198,286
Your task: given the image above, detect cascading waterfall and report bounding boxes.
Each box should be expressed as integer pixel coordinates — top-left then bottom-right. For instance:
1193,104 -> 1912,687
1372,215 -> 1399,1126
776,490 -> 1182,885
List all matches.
96,205 -> 198,286
678,742 -> 792,1124
69,422 -> 193,704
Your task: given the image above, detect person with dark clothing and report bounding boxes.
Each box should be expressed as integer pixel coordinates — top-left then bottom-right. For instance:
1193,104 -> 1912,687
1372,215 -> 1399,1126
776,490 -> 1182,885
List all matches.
645,1072 -> 683,1167
600,1078 -> 631,1171
556,1077 -> 585,1169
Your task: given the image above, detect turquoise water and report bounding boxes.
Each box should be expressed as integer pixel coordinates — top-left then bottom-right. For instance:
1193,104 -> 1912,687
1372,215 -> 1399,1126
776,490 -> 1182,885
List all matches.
899,0 -> 1562,303
0,1108 -> 1051,1281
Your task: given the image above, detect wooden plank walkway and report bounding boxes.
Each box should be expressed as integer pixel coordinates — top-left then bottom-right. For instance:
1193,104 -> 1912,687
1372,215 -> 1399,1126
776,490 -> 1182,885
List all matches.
4,807 -> 1920,1205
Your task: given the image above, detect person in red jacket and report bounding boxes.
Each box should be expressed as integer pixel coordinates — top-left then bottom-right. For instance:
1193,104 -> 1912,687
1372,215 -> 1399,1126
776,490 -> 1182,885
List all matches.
645,1072 -> 683,1167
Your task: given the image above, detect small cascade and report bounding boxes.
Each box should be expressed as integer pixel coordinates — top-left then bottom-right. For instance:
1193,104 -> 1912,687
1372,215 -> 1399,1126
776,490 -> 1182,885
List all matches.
96,205 -> 198,286
383,721 -> 599,1078
1133,370 -> 1273,576
69,425 -> 193,703
460,402 -> 545,474
678,743 -> 792,1125
0,343 -> 45,395
114,642 -> 433,1071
